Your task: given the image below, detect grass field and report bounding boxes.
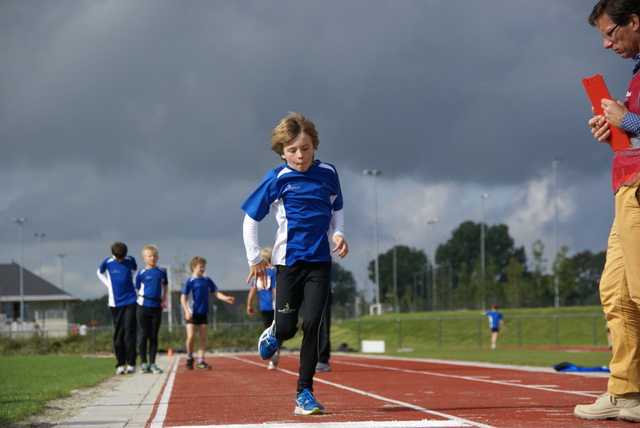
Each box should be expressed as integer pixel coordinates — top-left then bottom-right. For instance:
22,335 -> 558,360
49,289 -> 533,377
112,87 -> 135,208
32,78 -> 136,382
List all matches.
0,305 -> 613,426
287,305 -> 612,368
328,306 -> 611,350
0,356 -> 114,427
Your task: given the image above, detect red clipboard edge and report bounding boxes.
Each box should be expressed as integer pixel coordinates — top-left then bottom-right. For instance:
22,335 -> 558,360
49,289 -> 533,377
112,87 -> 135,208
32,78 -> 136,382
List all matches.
581,74 -> 631,151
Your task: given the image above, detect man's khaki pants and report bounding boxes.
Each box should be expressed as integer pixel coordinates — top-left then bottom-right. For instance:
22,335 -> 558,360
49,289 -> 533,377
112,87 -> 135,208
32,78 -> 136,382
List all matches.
601,182 -> 640,397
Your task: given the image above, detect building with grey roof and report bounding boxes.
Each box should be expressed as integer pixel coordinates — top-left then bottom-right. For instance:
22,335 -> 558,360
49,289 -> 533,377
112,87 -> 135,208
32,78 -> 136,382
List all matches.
0,262 -> 81,336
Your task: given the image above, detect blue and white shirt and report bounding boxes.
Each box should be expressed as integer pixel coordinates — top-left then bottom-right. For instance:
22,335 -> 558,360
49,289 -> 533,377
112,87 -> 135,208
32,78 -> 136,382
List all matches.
135,267 -> 168,308
241,160 -> 344,266
250,268 -> 277,311
97,256 -> 137,308
485,310 -> 504,330
182,276 -> 218,315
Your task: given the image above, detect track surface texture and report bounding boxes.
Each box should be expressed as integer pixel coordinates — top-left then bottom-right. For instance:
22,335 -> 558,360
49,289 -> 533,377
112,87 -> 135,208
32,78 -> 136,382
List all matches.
147,353 -> 624,428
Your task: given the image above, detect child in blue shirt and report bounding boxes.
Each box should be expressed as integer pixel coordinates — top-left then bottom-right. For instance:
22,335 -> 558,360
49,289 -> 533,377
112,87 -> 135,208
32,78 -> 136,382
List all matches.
242,112 -> 348,415
135,245 -> 168,374
97,242 -> 138,374
180,256 -> 234,370
483,304 -> 506,349
246,247 -> 278,370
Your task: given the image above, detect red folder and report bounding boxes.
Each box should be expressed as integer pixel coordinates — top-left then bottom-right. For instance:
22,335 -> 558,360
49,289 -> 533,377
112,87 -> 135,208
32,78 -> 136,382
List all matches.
582,74 -> 631,151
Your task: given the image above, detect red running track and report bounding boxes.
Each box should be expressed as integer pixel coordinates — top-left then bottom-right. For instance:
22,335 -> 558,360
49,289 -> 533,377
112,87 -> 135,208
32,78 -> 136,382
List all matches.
147,352 -> 623,428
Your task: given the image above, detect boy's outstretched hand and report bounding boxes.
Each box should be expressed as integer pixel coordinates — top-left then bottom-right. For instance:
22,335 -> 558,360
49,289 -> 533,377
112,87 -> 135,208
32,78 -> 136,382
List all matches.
246,258 -> 274,285
332,234 -> 349,259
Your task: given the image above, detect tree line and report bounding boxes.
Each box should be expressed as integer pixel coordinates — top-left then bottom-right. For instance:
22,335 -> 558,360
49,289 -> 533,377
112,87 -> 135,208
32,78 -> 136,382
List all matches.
366,221 -> 605,312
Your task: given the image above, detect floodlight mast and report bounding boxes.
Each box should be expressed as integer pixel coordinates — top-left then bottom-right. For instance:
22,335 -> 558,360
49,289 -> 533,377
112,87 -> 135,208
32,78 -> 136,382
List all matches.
363,169 -> 382,309
12,218 -> 27,321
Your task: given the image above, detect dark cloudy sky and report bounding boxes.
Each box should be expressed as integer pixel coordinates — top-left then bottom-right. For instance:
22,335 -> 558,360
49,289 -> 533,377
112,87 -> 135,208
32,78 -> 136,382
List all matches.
1,0 -> 631,302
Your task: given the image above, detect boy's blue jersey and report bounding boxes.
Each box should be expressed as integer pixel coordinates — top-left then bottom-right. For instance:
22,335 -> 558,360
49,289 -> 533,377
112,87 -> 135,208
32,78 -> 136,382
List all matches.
250,268 -> 277,311
486,310 -> 503,329
182,276 -> 218,315
241,160 -> 343,266
98,256 -> 137,307
135,267 -> 168,308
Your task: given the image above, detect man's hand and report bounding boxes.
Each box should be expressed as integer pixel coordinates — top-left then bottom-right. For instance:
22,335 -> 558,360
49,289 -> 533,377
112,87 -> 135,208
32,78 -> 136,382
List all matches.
590,99 -> 628,143
590,114 -> 611,143
601,98 -> 628,129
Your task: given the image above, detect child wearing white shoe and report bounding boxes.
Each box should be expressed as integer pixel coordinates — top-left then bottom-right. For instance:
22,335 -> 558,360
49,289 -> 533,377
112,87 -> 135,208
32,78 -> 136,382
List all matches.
97,242 -> 138,375
482,304 -> 505,349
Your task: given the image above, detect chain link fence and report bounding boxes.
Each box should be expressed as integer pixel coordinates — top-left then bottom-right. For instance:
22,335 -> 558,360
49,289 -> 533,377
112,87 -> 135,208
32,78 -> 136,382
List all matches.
0,313 -> 608,355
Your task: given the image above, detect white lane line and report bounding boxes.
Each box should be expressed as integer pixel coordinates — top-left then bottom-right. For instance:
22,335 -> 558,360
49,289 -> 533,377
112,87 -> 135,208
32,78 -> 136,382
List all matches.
226,356 -> 494,428
149,356 -> 180,428
176,421 -> 472,428
337,359 -> 598,398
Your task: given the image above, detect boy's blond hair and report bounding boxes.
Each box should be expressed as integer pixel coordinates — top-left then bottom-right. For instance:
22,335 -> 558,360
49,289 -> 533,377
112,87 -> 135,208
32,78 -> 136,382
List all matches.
189,256 -> 207,272
270,112 -> 319,156
260,247 -> 273,263
142,245 -> 158,255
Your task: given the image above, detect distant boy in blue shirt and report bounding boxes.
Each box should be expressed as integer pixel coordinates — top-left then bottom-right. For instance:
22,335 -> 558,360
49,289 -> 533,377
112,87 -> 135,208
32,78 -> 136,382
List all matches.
180,256 -> 234,370
97,242 -> 138,375
242,112 -> 348,415
135,245 -> 168,374
246,247 -> 278,370
483,304 -> 506,349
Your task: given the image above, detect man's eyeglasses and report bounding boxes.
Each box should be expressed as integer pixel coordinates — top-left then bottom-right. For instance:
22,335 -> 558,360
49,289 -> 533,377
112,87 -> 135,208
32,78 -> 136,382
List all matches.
603,24 -> 620,40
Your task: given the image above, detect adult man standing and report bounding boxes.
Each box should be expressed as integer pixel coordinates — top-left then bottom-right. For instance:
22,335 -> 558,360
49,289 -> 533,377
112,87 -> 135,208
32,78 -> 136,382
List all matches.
575,0 -> 640,422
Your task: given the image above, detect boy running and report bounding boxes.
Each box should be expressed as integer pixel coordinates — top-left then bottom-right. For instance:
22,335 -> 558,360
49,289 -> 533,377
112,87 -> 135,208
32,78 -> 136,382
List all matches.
241,112 -> 348,415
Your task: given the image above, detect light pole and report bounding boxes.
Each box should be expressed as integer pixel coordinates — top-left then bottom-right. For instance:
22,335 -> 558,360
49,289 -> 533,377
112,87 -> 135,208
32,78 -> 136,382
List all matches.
553,157 -> 562,308
33,233 -> 45,276
480,193 -> 490,310
363,169 -> 382,309
58,253 -> 67,289
363,251 -> 372,303
427,217 -> 438,311
12,218 -> 27,321
392,237 -> 400,314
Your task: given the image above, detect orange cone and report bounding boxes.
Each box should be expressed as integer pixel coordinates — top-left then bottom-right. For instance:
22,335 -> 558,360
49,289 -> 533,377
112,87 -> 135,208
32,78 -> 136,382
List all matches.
167,348 -> 173,357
